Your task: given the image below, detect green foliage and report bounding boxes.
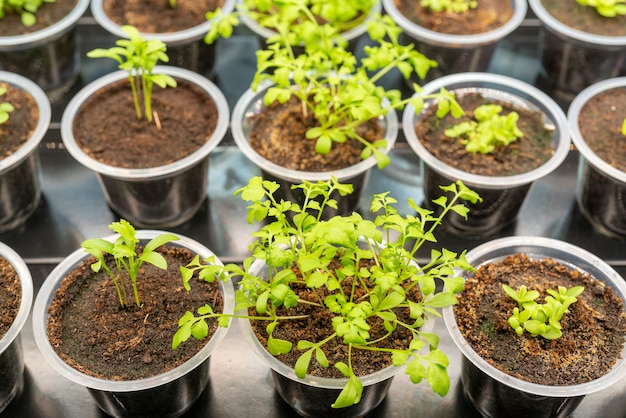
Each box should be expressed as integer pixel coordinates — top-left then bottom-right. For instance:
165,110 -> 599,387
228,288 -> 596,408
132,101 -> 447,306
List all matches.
175,176 -> 481,409
86,25 -> 177,125
420,0 -> 477,13
444,103 -> 524,154
81,219 -> 179,308
0,0 -> 55,27
0,86 -> 14,125
502,284 -> 584,340
576,0 -> 626,17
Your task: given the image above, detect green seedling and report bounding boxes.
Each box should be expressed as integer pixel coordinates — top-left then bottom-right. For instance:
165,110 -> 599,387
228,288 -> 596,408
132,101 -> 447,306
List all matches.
0,86 -> 14,125
0,0 -> 55,26
81,219 -> 179,309
174,176 -> 482,409
503,284 -> 584,340
87,25 -> 177,125
621,118 -> 626,135
169,0 -> 176,7
576,0 -> 626,17
420,0 -> 477,13
444,103 -> 524,154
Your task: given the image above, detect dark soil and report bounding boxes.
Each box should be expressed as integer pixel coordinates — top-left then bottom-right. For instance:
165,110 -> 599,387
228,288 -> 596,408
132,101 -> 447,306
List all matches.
540,0 -> 626,36
0,258 -> 21,340
103,0 -> 224,34
72,78 -> 218,168
393,0 -> 513,34
455,253 -> 626,385
47,245 -> 223,380
578,87 -> 626,171
249,96 -> 383,171
0,82 -> 39,159
0,0 -> 77,36
414,93 -> 554,176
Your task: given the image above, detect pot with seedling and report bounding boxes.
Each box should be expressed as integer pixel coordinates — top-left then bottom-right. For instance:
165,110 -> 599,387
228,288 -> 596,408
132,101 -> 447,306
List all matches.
381,0 -> 526,82
0,0 -> 90,102
61,26 -> 229,228
403,72 -> 570,238
32,219 -> 235,418
567,77 -> 626,238
173,175 -> 480,417
443,236 -> 626,418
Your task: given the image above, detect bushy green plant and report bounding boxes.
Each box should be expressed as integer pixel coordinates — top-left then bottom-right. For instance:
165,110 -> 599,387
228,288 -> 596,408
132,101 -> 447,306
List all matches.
420,0 -> 477,13
173,176 -> 481,409
0,86 -> 14,125
86,25 -> 177,125
0,0 -> 55,27
576,0 -> 626,17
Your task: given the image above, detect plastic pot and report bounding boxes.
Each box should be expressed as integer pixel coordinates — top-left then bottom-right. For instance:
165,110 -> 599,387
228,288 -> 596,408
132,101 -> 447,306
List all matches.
60,66 -> 229,228
403,72 -> 570,238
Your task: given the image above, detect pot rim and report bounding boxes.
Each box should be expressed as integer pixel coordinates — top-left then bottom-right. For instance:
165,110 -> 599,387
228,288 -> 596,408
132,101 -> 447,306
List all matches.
231,79 -> 399,183
90,0 -> 237,46
443,236 -> 626,397
32,230 -> 235,392
0,242 -> 33,355
0,0 -> 89,47
402,72 -> 571,189
568,77 -> 626,184
0,71 -> 51,175
528,0 -> 626,47
381,0 -> 526,47
60,65 -> 230,180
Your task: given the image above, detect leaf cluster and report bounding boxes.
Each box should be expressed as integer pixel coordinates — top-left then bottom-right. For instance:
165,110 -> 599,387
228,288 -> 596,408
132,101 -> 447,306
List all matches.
420,0 -> 477,13
0,0 -> 55,27
175,176 -> 481,409
81,219 -> 179,309
576,0 -> 626,17
444,103 -> 524,154
86,25 -> 177,125
503,284 -> 584,340
0,86 -> 14,125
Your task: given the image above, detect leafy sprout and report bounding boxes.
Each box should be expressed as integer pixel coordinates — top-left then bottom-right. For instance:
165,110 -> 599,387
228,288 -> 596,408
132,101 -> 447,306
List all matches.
621,118 -> 626,136
0,86 -> 14,125
81,219 -> 179,309
169,0 -> 176,7
0,0 -> 55,27
576,0 -> 626,17
86,25 -> 177,125
502,284 -> 584,340
173,176 -> 481,409
444,103 -> 524,154
420,0 -> 477,13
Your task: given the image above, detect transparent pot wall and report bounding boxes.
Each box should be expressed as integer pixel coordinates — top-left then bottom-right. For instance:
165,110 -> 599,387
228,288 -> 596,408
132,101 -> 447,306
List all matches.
0,154 -> 42,233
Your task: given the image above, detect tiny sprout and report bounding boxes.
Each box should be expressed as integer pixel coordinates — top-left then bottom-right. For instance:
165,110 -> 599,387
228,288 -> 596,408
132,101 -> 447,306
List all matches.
0,0 -> 55,27
81,219 -> 179,309
169,0 -> 176,7
421,0 -> 477,13
444,103 -> 524,154
576,0 -> 626,17
621,118 -> 626,136
0,86 -> 15,125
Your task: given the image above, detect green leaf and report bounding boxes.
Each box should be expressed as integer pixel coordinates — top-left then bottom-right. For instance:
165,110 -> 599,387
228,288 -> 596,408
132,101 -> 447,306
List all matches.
191,319 -> 209,340
294,350 -> 313,378
427,363 -> 450,396
331,374 -> 363,409
267,336 -> 293,355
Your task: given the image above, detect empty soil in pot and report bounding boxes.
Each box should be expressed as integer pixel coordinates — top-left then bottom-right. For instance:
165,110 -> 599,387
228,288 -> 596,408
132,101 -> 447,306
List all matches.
0,82 -> 38,159
540,0 -> 626,36
0,257 -> 20,340
415,92 -> 553,176
455,253 -> 626,385
393,0 -> 513,35
47,245 -> 223,380
0,0 -> 77,36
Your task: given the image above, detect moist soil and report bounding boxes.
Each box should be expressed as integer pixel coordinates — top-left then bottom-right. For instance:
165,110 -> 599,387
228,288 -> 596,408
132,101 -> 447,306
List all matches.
415,93 -> 554,176
72,78 -> 218,168
0,82 -> 38,159
248,96 -> 384,172
455,253 -> 626,385
577,87 -> 626,171
103,0 -> 224,34
393,0 -> 513,35
47,245 -> 223,380
0,258 -> 21,341
540,0 -> 626,36
0,0 -> 77,36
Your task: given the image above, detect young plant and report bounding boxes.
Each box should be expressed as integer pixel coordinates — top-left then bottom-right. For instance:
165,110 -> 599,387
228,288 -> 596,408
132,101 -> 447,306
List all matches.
576,0 -> 626,17
502,284 -> 585,340
621,117 -> 626,136
86,25 -> 177,125
0,86 -> 14,125
81,219 -> 179,309
0,0 -> 55,27
169,0 -> 176,7
444,103 -> 524,154
421,0 -> 477,13
174,176 -> 481,409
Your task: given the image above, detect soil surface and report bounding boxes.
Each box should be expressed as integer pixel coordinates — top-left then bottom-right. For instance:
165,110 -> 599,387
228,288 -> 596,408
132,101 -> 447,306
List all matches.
414,92 -> 554,176
0,258 -> 21,340
0,0 -> 77,36
248,96 -> 384,171
393,0 -> 513,34
540,0 -> 626,36
0,82 -> 39,160
455,254 -> 626,385
578,87 -> 626,171
73,78 -> 218,168
47,245 -> 223,380
103,0 -> 224,33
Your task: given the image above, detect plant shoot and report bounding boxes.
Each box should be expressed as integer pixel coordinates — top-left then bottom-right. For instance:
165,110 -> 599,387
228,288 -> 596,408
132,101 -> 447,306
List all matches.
0,86 -> 14,125
0,0 -> 55,26
421,0 -> 477,13
576,0 -> 626,17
